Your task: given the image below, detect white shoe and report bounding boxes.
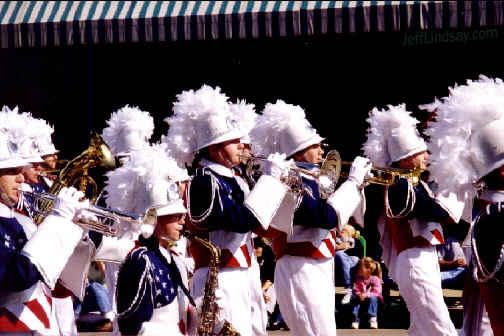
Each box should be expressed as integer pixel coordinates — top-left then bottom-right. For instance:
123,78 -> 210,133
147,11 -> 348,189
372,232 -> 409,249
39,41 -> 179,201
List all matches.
351,321 -> 359,329
370,316 -> 378,329
341,290 -> 352,305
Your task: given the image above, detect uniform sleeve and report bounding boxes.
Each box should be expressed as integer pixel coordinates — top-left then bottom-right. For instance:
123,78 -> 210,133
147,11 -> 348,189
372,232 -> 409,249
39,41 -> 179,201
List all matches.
387,178 -> 449,222
189,173 -> 260,233
0,220 -> 42,291
293,179 -> 339,230
116,251 -> 154,335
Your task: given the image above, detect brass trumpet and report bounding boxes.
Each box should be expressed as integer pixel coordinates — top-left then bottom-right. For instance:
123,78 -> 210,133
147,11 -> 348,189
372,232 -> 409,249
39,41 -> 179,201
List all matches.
339,162 -> 422,186
241,150 -> 342,199
19,189 -> 157,237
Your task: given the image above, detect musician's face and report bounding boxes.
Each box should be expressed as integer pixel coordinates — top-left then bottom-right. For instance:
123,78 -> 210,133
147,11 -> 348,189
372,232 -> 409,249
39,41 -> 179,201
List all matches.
241,143 -> 251,164
0,166 -> 25,205
295,143 -> 324,164
23,162 -> 44,185
397,150 -> 428,170
41,154 -> 58,169
210,138 -> 244,168
155,213 -> 186,245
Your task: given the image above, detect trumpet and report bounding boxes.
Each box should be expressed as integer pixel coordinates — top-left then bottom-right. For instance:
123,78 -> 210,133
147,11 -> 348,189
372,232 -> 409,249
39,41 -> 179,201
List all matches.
18,189 -> 157,237
339,162 -> 422,186
241,150 -> 342,199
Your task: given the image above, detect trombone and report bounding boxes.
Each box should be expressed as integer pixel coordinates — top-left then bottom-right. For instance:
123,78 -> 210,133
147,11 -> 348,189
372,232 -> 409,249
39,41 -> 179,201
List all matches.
18,189 -> 157,237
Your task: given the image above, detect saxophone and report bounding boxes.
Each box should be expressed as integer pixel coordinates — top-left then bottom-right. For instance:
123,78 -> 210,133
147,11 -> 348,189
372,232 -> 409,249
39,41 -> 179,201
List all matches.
34,132 -> 115,224
182,231 -> 240,336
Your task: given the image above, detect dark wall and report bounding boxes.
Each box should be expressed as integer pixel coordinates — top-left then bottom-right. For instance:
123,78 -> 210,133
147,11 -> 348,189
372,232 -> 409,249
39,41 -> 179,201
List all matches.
1,27 -> 503,257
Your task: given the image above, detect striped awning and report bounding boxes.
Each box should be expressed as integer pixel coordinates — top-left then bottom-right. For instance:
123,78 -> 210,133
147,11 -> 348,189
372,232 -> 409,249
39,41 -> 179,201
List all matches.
1,1 -> 503,48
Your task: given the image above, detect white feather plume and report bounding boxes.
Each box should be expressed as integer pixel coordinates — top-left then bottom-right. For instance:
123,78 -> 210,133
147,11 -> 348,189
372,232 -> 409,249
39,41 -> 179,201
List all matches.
229,99 -> 257,140
105,145 -> 188,214
249,99 -> 307,156
161,84 -> 231,167
362,104 -> 421,167
0,106 -> 41,159
102,105 -> 154,155
425,75 -> 504,200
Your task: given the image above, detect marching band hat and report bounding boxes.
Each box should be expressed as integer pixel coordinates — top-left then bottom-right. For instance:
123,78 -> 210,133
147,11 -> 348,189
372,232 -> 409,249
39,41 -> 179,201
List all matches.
229,99 -> 257,145
425,75 -> 504,200
162,85 -> 244,167
102,105 -> 154,156
0,130 -> 29,169
250,99 -> 324,158
363,104 -> 427,167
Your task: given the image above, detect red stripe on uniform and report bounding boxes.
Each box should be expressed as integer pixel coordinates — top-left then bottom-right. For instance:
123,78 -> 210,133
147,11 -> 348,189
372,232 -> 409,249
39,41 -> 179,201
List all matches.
330,230 -> 337,241
0,308 -> 30,331
24,299 -> 50,329
431,229 -> 444,245
44,293 -> 52,308
323,238 -> 336,256
240,244 -> 252,267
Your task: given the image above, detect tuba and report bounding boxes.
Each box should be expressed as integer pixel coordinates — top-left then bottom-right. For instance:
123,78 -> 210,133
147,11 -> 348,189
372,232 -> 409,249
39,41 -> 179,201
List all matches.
34,132 -> 116,224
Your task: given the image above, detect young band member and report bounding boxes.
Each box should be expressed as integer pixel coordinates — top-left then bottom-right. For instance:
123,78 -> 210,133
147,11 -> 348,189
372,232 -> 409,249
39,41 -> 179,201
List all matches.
425,75 -> 504,335
162,85 -> 290,336
115,148 -> 194,335
0,115 -> 90,334
363,104 -> 463,336
101,105 -> 156,331
249,100 -> 371,336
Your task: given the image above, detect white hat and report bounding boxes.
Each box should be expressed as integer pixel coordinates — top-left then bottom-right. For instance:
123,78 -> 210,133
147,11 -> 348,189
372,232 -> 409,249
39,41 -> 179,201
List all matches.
250,100 -> 324,157
362,104 -> 427,167
29,117 -> 58,156
229,99 -> 257,145
102,105 -> 154,156
162,85 -> 244,167
0,106 -> 43,165
105,145 -> 187,238
0,130 -> 29,169
425,75 -> 504,201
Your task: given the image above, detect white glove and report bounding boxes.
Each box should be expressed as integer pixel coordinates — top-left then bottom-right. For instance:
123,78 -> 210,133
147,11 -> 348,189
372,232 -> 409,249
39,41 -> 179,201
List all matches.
262,153 -> 291,181
50,187 -> 87,221
348,156 -> 372,187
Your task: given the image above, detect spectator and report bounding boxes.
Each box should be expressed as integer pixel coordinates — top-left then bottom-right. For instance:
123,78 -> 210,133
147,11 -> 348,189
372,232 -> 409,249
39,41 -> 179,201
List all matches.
335,224 -> 361,304
350,257 -> 383,329
437,236 -> 467,289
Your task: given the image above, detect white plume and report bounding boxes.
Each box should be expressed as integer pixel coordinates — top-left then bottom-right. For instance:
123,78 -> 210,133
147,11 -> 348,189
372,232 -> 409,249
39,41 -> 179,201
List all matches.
229,99 -> 257,140
425,75 -> 504,200
105,145 -> 188,215
161,84 -> 231,167
362,104 -> 421,167
102,105 -> 154,155
250,99 -> 307,156
0,106 -> 41,159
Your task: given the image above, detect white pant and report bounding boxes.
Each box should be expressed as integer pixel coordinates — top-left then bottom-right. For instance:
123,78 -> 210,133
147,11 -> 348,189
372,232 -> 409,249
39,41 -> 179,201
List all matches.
391,246 -> 458,336
190,267 -> 254,336
54,296 -> 78,336
249,257 -> 268,336
275,255 -> 336,336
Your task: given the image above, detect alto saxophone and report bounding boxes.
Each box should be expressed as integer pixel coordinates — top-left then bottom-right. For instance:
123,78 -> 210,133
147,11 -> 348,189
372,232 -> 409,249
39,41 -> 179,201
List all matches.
182,231 -> 240,336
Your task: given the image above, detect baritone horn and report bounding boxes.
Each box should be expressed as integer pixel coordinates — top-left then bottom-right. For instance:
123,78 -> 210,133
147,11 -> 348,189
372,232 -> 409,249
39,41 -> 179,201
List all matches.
19,190 -> 157,237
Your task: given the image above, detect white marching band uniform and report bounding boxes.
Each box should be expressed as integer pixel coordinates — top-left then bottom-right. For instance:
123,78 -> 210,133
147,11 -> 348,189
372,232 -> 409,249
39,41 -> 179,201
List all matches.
163,85 -> 289,336
425,76 -> 504,336
249,100 -> 370,336
363,104 -> 463,336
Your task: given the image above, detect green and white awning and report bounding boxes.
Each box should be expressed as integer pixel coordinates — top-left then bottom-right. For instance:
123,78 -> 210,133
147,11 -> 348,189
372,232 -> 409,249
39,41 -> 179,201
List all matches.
1,1 -> 503,48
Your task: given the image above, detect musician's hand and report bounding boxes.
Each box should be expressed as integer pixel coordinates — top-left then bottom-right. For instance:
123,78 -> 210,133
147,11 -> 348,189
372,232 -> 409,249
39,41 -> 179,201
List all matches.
348,156 -> 372,187
51,187 -> 87,220
454,258 -> 466,267
263,153 -> 291,181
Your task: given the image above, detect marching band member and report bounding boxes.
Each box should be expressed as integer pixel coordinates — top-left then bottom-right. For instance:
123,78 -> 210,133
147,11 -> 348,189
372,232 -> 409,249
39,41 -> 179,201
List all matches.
102,105 -> 155,331
31,116 -> 60,189
0,118 -> 90,334
249,100 -> 371,336
115,148 -> 194,336
362,104 -> 463,336
425,75 -> 504,335
162,85 -> 290,336
230,99 -> 269,335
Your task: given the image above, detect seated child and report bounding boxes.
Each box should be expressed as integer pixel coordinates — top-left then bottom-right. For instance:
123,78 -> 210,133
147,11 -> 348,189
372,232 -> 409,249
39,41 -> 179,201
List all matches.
350,257 -> 383,329
335,224 -> 361,304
